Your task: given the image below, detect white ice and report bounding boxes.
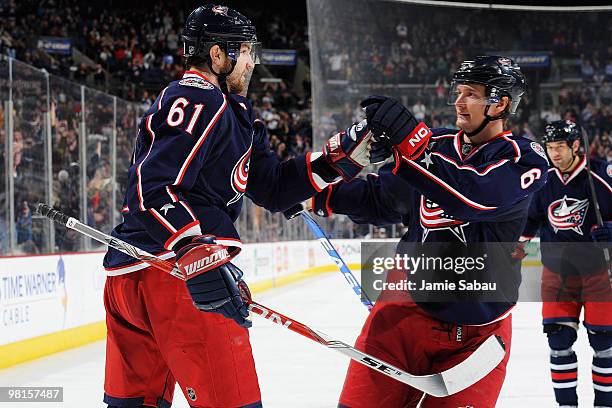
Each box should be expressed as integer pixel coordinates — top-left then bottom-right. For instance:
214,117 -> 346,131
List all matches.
0,272 -> 596,407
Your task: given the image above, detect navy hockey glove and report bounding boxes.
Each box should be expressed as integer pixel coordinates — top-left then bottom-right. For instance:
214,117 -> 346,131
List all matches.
312,120 -> 373,182
310,187 -> 333,217
591,222 -> 612,242
361,95 -> 431,160
175,235 -> 252,328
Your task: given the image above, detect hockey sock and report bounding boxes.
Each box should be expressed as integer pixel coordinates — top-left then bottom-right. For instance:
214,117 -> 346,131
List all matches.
593,350 -> 612,407
550,348 -> 578,406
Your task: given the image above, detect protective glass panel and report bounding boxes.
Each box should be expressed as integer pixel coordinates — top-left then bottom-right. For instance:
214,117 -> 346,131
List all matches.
0,58 -> 9,254
49,75 -> 84,252
84,88 -> 114,244
11,59 -> 51,254
114,98 -> 139,224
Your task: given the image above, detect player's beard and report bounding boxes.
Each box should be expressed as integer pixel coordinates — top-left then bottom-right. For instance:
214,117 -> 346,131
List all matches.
555,154 -> 576,173
227,67 -> 253,97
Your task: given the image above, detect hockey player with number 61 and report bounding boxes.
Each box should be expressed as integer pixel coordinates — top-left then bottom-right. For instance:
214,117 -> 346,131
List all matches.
297,56 -> 550,407
101,4 -> 376,408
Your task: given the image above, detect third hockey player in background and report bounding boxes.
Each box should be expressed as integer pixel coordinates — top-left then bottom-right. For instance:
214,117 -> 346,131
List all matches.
521,120 -> 612,408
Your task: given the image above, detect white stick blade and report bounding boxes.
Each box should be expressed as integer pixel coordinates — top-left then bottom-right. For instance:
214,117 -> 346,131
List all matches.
440,335 -> 506,395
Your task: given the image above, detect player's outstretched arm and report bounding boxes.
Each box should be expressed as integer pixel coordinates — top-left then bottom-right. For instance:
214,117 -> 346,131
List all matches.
300,163 -> 412,226
359,95 -> 550,221
246,119 -> 373,212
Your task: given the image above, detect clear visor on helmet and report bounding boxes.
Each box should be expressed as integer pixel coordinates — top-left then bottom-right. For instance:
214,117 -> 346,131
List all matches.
447,82 -> 499,108
227,41 -> 262,64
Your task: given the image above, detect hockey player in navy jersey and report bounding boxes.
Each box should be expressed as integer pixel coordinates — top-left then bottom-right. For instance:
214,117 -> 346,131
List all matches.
101,5 -> 376,408
520,120 -> 612,408
295,56 -> 549,407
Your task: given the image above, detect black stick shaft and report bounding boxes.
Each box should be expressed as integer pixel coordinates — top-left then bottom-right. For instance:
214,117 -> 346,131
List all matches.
581,134 -> 611,285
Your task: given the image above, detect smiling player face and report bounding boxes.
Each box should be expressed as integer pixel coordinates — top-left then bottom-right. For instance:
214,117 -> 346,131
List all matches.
453,83 -> 490,133
226,43 -> 256,96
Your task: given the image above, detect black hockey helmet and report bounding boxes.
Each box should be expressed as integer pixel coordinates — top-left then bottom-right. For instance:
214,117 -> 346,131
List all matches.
448,56 -> 526,137
181,4 -> 261,66
449,55 -> 526,115
542,120 -> 582,145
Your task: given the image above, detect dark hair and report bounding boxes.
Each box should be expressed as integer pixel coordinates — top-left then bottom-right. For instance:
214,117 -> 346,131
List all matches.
185,55 -> 208,71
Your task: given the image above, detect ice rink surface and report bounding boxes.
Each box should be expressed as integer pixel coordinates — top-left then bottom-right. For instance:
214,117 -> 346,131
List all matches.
0,272 -> 596,407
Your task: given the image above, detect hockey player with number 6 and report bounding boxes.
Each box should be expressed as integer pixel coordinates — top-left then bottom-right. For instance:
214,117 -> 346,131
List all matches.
298,56 -> 550,407
101,4 -> 375,408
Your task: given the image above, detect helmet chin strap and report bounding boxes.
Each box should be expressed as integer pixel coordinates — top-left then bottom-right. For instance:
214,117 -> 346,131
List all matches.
464,105 -> 506,138
559,148 -> 578,173
207,48 -> 238,93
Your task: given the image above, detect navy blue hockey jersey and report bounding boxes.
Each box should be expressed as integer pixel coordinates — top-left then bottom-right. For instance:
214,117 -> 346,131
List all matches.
522,156 -> 612,272
313,128 -> 549,325
104,70 -> 322,274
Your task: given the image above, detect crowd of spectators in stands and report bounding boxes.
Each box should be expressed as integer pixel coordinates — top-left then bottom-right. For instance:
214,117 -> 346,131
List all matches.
315,2 -> 612,84
0,0 -> 313,253
311,1 -> 612,163
0,0 -> 308,99
1,0 -> 612,251
251,80 -> 312,160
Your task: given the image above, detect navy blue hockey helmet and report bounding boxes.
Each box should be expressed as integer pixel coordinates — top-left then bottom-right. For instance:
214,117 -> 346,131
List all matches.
449,55 -> 526,115
181,4 -> 261,65
542,120 -> 582,145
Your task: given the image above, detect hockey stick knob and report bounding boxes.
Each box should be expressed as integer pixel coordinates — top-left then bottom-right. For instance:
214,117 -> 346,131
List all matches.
37,203 -> 70,226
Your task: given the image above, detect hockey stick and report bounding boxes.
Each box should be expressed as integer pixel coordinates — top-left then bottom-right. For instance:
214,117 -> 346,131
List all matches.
38,203 -> 505,397
285,206 -> 374,311
581,132 -> 612,285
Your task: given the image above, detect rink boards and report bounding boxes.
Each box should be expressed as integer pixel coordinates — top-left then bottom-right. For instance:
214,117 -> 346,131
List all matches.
0,239 -> 542,369
0,240 -> 363,369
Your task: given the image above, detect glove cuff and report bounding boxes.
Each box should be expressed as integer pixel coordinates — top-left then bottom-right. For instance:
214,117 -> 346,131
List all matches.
312,185 -> 334,217
177,241 -> 237,280
310,151 -> 343,183
394,122 -> 432,159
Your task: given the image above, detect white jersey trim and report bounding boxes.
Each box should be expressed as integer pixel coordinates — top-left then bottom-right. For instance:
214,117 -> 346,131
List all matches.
591,170 -> 612,193
402,158 -> 497,211
174,95 -> 227,186
593,364 -> 612,374
136,114 -> 157,211
105,251 -> 176,276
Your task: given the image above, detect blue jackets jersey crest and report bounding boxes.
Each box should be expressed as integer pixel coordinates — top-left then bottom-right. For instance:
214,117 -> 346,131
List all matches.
523,156 -> 612,272
523,156 -> 612,242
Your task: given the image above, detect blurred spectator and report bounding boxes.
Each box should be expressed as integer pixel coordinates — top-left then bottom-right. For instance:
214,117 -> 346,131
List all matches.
16,200 -> 35,250
1,0 -> 309,101
412,99 -> 426,122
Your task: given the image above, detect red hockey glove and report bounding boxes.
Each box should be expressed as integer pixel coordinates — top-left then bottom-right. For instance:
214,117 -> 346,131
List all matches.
175,235 -> 252,328
311,120 -> 373,183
